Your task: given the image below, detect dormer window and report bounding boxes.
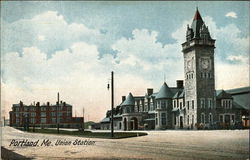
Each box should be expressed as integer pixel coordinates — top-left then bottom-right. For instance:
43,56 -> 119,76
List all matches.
221,99 -> 232,109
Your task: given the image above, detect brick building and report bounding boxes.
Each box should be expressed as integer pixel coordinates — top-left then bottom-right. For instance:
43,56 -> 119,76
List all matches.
9,94 -> 84,129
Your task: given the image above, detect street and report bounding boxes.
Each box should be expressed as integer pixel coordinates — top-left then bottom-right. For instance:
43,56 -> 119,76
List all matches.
1,127 -> 249,160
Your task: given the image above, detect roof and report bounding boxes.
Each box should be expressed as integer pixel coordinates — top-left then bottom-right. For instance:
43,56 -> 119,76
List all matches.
191,8 -> 204,39
155,82 -> 173,99
121,92 -> 135,106
233,101 -> 245,110
173,91 -> 182,99
179,90 -> 185,98
216,90 -> 233,99
226,86 -> 250,95
100,117 -> 110,123
226,86 -> 250,110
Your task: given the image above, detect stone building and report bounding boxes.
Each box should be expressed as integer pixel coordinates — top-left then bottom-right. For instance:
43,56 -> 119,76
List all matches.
100,9 -> 249,130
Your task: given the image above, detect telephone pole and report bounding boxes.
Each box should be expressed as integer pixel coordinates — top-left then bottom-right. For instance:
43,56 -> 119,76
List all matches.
111,71 -> 114,138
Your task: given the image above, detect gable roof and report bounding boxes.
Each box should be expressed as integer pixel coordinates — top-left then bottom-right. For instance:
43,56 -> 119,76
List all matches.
216,90 -> 232,99
155,82 -> 173,99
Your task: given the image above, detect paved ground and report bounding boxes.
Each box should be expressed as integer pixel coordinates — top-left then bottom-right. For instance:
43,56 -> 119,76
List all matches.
1,127 -> 249,160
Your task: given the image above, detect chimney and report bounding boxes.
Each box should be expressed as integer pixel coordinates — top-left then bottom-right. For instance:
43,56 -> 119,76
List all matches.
63,102 -> 66,106
36,102 -> 40,106
176,80 -> 184,88
57,92 -> 59,103
20,101 -> 23,107
122,96 -> 126,102
147,88 -> 153,96
60,101 -> 62,104
47,102 -> 50,106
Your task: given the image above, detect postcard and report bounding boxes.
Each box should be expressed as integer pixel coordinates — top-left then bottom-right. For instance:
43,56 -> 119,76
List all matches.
1,1 -> 249,160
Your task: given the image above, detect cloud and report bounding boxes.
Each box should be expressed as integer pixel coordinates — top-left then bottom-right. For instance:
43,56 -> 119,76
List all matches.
225,12 -> 237,18
38,35 -> 45,41
1,42 -> 154,122
226,55 -> 248,64
1,11 -> 115,57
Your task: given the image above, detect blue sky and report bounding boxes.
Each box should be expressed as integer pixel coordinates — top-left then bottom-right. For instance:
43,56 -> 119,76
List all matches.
1,1 -> 249,121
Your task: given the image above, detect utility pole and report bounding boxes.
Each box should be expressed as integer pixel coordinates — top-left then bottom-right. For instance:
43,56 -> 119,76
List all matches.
57,92 -> 60,134
111,71 -> 114,138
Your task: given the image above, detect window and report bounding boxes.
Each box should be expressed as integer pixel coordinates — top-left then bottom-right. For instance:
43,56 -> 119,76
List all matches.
67,112 -> 72,116
16,113 -> 19,117
41,118 -> 46,123
180,102 -> 182,110
41,107 -> 46,111
31,112 -> 36,117
219,115 -> 223,122
201,113 -> 205,123
30,118 -> 35,124
192,100 -> 194,109
228,100 -> 232,109
41,112 -> 46,117
208,99 -> 212,108
15,107 -> 20,112
200,99 -> 205,108
231,115 -> 235,124
209,113 -> 213,124
187,115 -> 189,125
187,101 -> 190,110
51,112 -> 56,117
161,101 -> 166,109
192,115 -> 194,125
161,113 -> 166,125
155,113 -> 158,125
174,100 -> 176,108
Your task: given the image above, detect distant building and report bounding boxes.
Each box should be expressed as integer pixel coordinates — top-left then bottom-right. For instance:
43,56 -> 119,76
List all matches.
100,9 -> 250,130
9,94 -> 84,129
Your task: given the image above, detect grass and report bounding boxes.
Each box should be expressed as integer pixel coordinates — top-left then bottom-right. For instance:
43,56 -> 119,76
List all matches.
15,127 -> 148,139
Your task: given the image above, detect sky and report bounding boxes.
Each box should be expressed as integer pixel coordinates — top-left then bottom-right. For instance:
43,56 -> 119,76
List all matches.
1,1 -> 249,122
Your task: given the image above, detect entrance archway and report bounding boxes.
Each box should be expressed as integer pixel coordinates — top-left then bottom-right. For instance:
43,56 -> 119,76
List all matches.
131,117 -> 138,130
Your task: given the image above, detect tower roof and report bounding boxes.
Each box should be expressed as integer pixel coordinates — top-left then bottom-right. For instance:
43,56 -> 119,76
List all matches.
155,82 -> 173,99
121,92 -> 135,106
191,8 -> 204,39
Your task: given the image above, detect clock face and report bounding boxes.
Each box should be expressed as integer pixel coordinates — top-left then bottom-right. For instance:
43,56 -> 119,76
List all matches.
200,58 -> 210,70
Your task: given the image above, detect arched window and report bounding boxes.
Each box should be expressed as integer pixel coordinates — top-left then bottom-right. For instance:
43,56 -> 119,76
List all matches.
209,113 -> 213,124
201,113 -> 205,124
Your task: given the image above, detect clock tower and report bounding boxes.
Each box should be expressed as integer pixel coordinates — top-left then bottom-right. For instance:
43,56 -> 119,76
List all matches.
182,8 -> 216,129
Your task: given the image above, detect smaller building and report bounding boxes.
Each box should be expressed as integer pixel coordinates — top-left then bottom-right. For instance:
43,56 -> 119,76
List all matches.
9,100 -> 84,129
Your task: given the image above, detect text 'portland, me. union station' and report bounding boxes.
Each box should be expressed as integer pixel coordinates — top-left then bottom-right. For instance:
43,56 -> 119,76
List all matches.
100,9 -> 250,131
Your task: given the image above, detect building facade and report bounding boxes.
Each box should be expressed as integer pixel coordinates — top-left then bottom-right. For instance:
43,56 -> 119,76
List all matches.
9,94 -> 84,129
100,9 -> 250,130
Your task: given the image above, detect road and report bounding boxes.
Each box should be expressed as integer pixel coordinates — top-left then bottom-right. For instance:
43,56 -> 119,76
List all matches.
1,126 -> 249,160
